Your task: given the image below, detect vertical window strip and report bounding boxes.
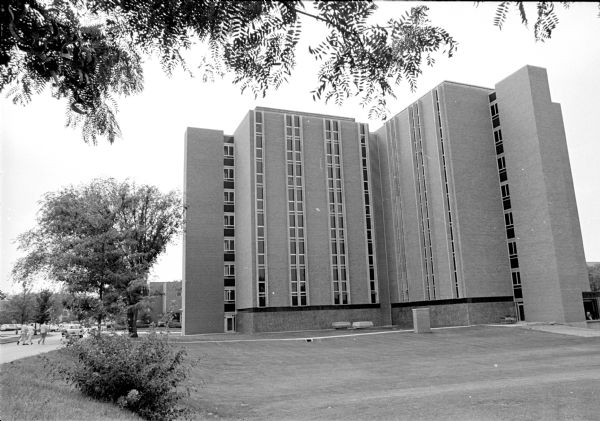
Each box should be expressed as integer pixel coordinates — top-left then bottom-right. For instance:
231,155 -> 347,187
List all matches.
254,111 -> 268,307
285,114 -> 308,306
324,119 -> 350,305
389,118 -> 409,301
223,139 -> 235,313
411,104 -> 436,300
359,123 -> 379,304
434,90 -> 460,298
488,94 -> 523,313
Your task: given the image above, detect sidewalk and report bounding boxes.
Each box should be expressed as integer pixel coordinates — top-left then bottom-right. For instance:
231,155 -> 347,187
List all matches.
0,334 -> 62,364
519,322 -> 600,337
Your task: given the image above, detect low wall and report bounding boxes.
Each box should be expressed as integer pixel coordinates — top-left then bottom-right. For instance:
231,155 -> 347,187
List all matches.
236,305 -> 382,333
586,320 -> 600,330
391,297 -> 515,329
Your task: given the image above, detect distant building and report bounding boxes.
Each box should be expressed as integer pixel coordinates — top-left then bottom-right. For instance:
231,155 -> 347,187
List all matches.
183,65 -> 591,334
148,281 -> 182,324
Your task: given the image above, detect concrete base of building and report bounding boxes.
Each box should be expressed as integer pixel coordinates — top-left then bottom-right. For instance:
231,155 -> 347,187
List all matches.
586,320 -> 600,330
234,298 -> 516,333
392,297 -> 516,329
236,304 -> 382,333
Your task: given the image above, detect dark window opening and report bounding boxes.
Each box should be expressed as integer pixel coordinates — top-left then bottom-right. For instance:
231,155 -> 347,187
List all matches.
492,116 -> 501,128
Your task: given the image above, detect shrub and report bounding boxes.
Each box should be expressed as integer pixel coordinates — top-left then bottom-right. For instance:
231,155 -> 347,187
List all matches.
54,332 -> 193,420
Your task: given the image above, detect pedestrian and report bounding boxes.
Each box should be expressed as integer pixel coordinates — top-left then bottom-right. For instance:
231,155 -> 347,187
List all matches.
38,322 -> 49,345
26,323 -> 35,345
17,325 -> 28,345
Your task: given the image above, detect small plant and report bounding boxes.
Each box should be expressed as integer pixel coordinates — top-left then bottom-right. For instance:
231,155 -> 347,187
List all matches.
54,331 -> 194,420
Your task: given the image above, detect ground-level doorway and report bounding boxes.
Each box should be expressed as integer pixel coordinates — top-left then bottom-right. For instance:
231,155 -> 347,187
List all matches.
225,314 -> 236,332
516,301 -> 525,321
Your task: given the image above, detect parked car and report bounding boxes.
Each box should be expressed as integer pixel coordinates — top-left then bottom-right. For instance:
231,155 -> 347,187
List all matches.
0,323 -> 18,331
61,324 -> 84,338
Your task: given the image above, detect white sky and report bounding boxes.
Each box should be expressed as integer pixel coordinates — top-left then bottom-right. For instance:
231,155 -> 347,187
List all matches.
1,2 -> 599,293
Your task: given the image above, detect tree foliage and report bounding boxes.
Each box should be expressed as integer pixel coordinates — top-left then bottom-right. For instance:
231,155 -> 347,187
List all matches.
34,289 -> 54,324
1,0 -> 456,143
12,178 -> 183,336
3,1 -> 597,144
2,283 -> 36,324
491,1 -> 600,41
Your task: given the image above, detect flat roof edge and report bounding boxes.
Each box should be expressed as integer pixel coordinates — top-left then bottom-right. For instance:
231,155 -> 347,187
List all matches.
255,106 -> 356,122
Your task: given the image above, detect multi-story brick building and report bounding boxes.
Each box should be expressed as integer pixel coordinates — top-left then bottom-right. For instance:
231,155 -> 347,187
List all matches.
182,65 -> 591,334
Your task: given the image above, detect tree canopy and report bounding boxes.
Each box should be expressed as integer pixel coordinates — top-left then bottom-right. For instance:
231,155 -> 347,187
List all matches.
12,178 -> 182,335
1,1 -> 597,144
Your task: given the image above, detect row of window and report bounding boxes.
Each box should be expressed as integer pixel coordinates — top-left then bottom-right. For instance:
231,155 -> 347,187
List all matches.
411,104 -> 436,300
434,90 -> 460,298
255,111 -> 268,307
223,141 -> 236,318
286,114 -> 308,306
359,123 -> 378,304
386,120 -> 410,301
324,119 -> 350,305
489,93 -> 524,313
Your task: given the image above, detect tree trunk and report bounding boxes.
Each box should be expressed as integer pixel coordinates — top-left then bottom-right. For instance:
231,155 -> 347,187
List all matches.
97,285 -> 103,331
128,307 -> 138,338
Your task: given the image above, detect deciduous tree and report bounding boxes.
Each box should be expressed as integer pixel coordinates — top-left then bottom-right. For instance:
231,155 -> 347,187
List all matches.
1,0 -> 457,143
3,283 -> 36,325
13,178 -> 182,336
2,1 -> 597,143
34,289 -> 54,324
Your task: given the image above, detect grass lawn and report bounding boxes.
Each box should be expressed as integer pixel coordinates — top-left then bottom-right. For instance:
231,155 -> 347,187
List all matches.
2,325 -> 599,420
0,351 -> 143,421
181,325 -> 600,420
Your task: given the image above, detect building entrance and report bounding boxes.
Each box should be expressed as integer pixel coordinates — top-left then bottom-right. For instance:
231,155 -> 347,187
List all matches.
583,298 -> 599,320
516,302 -> 525,321
225,314 -> 236,332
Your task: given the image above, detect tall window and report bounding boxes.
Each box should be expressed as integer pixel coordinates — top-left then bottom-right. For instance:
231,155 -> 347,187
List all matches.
224,214 -> 234,228
435,90 -> 459,298
224,264 -> 235,277
359,123 -> 378,303
224,239 -> 235,252
411,103 -> 436,300
224,168 -> 234,181
224,190 -> 234,204
497,156 -> 507,182
286,114 -> 308,306
324,119 -> 349,304
490,92 -> 524,319
224,144 -> 234,158
505,212 -> 515,239
224,288 -> 235,303
501,184 -> 511,210
254,111 -> 268,307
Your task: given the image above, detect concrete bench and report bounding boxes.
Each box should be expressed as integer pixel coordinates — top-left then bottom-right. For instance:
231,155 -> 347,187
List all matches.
332,321 -> 352,330
352,321 -> 374,329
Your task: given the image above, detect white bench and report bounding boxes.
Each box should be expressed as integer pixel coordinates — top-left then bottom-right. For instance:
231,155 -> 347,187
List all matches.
352,321 -> 374,329
332,321 -> 352,329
